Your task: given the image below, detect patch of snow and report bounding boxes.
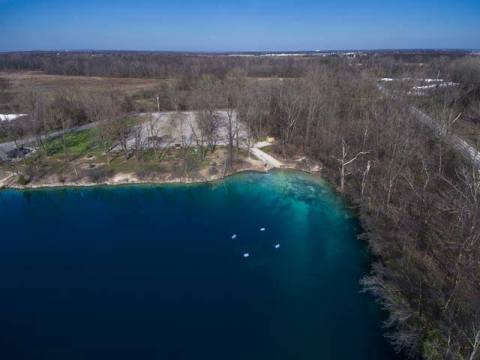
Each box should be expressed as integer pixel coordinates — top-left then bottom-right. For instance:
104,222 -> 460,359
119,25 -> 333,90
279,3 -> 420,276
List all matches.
413,84 -> 437,90
261,53 -> 309,57
412,82 -> 459,90
423,78 -> 444,83
380,77 -> 459,96
0,114 -> 27,122
441,82 -> 459,87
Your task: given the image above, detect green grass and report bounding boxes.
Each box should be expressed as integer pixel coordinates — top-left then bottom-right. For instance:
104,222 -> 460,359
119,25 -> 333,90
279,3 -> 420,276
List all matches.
44,129 -> 100,158
0,134 -> 10,143
123,116 -> 142,128
1,120 -> 228,185
259,145 -> 273,154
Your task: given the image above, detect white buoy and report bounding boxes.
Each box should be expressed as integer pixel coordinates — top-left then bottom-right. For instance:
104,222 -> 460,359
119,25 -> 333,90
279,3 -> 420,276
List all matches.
274,244 -> 280,249
231,234 -> 237,239
260,227 -> 266,232
243,252 -> 250,258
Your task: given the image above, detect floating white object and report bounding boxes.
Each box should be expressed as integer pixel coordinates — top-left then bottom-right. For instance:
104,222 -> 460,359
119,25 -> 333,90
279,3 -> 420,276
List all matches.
243,253 -> 250,258
260,227 -> 266,232
274,244 -> 280,249
231,234 -> 237,239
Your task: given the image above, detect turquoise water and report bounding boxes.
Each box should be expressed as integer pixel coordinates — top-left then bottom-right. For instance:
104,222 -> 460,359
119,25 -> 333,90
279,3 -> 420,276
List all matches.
0,171 -> 399,359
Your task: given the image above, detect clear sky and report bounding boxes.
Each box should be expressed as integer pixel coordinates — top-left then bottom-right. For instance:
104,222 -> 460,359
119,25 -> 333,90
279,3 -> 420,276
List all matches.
0,0 -> 479,52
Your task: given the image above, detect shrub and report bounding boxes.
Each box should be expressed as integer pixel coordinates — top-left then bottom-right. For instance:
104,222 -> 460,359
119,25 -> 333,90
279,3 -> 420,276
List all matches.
17,174 -> 31,185
85,167 -> 114,182
208,166 -> 218,176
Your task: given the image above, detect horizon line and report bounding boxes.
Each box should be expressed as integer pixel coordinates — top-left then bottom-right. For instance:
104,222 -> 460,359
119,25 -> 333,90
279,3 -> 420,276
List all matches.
0,48 -> 478,55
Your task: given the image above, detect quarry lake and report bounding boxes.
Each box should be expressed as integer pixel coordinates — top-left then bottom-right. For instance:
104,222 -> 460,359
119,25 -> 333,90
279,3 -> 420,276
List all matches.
0,171 -> 400,359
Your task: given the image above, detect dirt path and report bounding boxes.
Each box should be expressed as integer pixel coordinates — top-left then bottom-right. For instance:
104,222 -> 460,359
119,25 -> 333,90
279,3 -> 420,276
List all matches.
249,142 -> 283,168
0,172 -> 15,188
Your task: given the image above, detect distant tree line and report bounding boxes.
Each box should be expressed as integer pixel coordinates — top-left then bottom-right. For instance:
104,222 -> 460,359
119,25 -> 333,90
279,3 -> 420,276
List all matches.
0,50 -> 472,79
0,51 -> 342,79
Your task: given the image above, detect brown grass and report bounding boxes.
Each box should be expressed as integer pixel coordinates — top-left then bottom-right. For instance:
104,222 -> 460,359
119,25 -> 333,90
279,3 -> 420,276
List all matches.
453,118 -> 480,148
1,71 -> 165,94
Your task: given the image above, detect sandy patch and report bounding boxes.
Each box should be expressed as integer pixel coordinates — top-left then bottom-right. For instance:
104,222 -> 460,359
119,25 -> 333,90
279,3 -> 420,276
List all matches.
109,173 -> 138,184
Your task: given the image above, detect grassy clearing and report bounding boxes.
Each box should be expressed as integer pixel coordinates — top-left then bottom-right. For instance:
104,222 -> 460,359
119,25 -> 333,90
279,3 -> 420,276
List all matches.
0,71 -> 165,111
3,129 -> 103,180
0,119 -> 234,186
43,129 -> 100,157
35,116 -> 140,159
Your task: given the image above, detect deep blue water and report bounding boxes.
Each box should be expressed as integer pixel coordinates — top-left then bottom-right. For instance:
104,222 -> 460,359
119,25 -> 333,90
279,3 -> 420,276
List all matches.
0,171 -> 399,360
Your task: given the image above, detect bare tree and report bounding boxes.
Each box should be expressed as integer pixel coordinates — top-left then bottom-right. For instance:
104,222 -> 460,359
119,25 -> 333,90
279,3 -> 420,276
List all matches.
361,160 -> 372,198
50,90 -> 76,159
337,138 -> 370,192
89,90 -> 127,163
223,69 -> 246,169
21,90 -> 50,152
467,322 -> 480,360
192,110 -> 220,160
84,94 -> 114,163
145,114 -> 171,161
275,80 -> 304,157
191,75 -> 222,159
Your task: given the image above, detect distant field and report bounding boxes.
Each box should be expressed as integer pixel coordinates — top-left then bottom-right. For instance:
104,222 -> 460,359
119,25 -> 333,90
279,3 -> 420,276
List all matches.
0,71 -> 167,112
0,71 -> 285,115
1,71 -> 164,93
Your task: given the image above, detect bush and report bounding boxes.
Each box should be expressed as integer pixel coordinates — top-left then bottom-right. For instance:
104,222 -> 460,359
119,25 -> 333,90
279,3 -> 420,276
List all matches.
449,57 -> 480,86
136,166 -> 165,180
85,167 -> 114,182
17,174 -> 31,185
208,166 -> 218,176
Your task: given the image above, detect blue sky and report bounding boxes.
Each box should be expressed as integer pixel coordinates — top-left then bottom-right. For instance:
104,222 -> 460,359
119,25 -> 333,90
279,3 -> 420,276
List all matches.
0,0 -> 479,51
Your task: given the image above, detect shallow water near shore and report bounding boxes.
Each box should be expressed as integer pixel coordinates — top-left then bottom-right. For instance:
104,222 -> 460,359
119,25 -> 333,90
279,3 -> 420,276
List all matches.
0,171 -> 400,359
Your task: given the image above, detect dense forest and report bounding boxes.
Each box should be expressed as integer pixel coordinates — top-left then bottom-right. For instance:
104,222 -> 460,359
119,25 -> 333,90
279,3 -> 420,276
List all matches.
1,52 -> 480,359
259,65 -> 480,360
